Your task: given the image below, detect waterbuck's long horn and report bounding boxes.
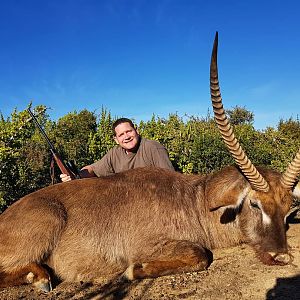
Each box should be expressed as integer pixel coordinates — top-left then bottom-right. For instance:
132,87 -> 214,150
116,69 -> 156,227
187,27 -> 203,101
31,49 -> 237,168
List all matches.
210,32 -> 269,192
280,151 -> 300,190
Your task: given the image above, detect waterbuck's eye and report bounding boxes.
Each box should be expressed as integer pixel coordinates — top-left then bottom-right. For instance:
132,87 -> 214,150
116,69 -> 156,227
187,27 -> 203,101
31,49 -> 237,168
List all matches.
250,200 -> 260,210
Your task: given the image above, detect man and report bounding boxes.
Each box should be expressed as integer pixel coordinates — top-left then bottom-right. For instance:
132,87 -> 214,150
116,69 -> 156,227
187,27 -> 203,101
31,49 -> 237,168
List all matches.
60,117 -> 174,182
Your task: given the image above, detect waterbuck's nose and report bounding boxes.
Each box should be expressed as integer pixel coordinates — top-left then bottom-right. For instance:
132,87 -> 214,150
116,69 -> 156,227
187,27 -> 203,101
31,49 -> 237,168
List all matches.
268,251 -> 291,265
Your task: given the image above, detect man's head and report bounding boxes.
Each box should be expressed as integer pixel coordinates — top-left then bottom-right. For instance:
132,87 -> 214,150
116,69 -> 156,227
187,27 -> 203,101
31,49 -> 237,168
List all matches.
112,118 -> 140,153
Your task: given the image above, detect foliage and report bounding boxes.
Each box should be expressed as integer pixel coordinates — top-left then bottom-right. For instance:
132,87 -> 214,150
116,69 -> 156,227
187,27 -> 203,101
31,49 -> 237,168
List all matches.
52,109 -> 97,168
88,108 -> 116,162
1,105 -> 300,211
278,117 -> 300,140
226,106 -> 254,125
0,105 -> 50,211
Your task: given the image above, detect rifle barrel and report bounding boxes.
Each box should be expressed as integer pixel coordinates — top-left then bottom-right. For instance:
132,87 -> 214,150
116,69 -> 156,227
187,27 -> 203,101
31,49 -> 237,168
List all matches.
27,108 -> 54,150
27,107 -> 79,180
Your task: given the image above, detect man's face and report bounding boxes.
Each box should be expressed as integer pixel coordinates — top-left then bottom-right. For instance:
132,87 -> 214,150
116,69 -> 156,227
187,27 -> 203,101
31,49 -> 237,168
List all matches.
114,122 -> 140,152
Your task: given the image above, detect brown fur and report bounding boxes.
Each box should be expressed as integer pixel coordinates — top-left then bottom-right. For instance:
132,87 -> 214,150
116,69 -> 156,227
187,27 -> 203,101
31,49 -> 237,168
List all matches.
0,166 -> 294,288
0,263 -> 50,288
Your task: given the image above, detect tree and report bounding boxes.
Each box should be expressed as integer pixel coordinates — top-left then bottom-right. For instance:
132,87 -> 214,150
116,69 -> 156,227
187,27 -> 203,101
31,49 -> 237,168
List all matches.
226,106 -> 254,125
278,117 -> 300,139
88,108 -> 116,162
53,109 -> 97,169
0,105 -> 50,211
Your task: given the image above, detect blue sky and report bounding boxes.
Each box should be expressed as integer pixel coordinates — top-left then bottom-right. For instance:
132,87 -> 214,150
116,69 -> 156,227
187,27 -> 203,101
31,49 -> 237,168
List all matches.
0,0 -> 299,129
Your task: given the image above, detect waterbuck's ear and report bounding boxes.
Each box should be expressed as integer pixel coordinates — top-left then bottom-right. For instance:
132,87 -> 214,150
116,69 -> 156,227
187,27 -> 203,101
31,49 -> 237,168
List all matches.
292,182 -> 300,199
206,172 -> 250,211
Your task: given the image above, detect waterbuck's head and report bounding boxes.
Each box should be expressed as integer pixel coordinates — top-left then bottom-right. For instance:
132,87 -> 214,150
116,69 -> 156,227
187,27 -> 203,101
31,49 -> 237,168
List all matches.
209,32 -> 300,265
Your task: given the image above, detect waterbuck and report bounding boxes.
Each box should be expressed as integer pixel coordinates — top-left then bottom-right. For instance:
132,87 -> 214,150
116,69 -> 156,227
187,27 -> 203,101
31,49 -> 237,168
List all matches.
0,33 -> 299,292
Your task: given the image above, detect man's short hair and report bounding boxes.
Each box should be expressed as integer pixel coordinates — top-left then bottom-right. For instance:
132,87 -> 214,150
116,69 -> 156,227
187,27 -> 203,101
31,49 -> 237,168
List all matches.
112,118 -> 136,135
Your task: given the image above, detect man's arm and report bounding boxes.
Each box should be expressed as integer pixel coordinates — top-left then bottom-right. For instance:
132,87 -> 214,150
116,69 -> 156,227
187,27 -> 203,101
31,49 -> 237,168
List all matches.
60,149 -> 116,182
145,139 -> 175,171
153,147 -> 175,170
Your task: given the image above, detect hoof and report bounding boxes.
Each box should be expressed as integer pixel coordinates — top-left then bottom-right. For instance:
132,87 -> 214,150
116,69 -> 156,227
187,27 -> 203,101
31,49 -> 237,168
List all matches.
33,278 -> 52,292
123,264 -> 135,280
26,271 -> 52,292
123,263 -> 147,280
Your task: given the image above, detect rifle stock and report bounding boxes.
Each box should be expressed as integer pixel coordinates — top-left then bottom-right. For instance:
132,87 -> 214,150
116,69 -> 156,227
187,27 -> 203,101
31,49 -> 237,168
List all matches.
51,151 -> 77,180
27,108 -> 80,180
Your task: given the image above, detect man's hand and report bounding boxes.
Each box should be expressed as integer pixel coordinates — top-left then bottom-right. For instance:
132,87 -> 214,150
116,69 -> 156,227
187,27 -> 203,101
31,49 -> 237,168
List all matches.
60,173 -> 72,182
59,165 -> 96,182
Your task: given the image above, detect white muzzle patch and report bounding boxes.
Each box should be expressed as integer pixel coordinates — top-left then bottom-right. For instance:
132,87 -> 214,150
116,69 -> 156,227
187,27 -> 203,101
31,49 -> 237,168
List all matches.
262,209 -> 272,225
292,184 -> 300,199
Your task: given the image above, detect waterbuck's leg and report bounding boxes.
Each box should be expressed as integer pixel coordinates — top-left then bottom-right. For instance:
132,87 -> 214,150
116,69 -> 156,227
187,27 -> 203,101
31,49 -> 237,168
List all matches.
0,263 -> 52,292
124,240 -> 212,280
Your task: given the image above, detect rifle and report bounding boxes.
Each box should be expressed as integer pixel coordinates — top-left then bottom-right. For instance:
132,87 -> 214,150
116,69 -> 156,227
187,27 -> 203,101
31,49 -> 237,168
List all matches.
27,108 -> 81,180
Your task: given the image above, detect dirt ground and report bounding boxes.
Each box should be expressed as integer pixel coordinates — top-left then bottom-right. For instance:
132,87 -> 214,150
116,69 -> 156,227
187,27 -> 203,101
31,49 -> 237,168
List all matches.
0,210 -> 299,300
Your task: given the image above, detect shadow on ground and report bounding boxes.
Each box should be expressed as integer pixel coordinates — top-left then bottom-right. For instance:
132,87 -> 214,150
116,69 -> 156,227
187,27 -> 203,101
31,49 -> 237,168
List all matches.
266,274 -> 300,300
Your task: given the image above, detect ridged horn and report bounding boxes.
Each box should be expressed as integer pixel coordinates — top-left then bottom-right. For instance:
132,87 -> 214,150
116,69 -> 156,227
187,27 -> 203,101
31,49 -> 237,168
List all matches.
210,32 -> 269,192
280,150 -> 300,190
